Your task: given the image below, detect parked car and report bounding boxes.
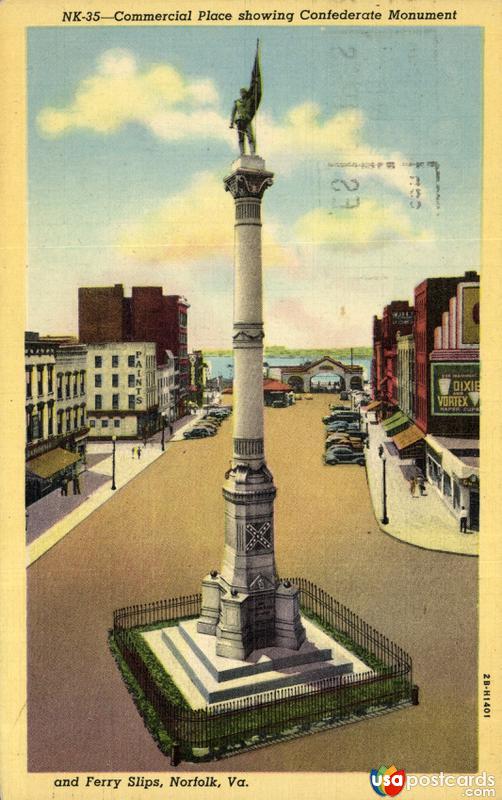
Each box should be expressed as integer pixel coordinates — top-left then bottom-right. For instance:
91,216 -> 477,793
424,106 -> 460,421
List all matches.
271,399 -> 287,408
202,416 -> 221,426
326,422 -> 349,432
196,422 -> 219,433
184,428 -> 213,439
304,394 -> 313,400
323,412 -> 359,424
325,446 -> 366,466
294,393 -> 303,400
329,404 -> 348,411
193,424 -> 217,435
325,435 -> 364,450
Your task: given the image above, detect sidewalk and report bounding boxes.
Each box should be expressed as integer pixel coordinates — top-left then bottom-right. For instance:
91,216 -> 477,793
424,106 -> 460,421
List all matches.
364,414 -> 479,556
26,411 -> 205,566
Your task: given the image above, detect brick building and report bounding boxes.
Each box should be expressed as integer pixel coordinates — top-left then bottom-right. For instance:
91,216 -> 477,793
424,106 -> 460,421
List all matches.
414,271 -> 479,437
371,301 -> 414,409
78,284 -> 190,417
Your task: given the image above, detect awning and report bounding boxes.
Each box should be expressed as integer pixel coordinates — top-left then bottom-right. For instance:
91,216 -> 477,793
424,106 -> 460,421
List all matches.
383,411 -> 406,430
393,425 -> 425,451
26,447 -> 81,479
366,400 -> 381,411
383,413 -> 411,434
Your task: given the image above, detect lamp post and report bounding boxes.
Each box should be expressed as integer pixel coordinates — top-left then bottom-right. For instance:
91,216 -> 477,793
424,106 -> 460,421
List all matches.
111,435 -> 117,491
161,416 -> 166,452
378,445 -> 389,525
365,420 -> 370,449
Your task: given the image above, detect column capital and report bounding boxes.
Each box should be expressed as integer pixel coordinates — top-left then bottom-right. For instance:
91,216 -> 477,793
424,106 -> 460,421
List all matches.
224,163 -> 274,200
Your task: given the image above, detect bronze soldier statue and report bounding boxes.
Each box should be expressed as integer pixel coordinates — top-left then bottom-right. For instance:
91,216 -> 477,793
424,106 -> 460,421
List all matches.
230,42 -> 262,156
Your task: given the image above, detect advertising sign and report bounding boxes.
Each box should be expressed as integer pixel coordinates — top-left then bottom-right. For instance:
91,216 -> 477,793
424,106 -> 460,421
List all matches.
431,362 -> 480,416
460,285 -> 480,346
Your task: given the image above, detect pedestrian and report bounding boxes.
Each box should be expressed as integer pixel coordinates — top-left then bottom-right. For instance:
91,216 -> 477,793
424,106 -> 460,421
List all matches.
418,477 -> 427,496
409,477 -> 416,497
169,424 -> 174,437
459,506 -> 468,533
137,446 -> 142,460
131,447 -> 135,459
60,477 -> 68,496
72,474 -> 81,495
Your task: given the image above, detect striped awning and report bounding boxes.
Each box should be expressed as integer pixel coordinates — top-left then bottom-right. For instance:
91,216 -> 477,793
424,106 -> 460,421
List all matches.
26,447 -> 80,479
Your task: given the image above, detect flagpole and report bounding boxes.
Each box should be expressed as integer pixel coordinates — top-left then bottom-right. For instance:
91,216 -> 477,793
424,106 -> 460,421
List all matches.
255,38 -> 260,151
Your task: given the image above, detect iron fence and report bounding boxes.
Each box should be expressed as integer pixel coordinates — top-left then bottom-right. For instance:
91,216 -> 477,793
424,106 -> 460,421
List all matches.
112,580 -> 414,756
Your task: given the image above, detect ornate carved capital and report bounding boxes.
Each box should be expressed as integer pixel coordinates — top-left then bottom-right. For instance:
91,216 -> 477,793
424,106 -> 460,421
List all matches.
224,169 -> 274,200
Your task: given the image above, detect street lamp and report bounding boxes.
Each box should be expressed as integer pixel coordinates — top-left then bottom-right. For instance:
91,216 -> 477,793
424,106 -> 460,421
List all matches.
378,445 -> 389,525
111,434 -> 117,491
365,420 -> 370,449
161,416 -> 166,452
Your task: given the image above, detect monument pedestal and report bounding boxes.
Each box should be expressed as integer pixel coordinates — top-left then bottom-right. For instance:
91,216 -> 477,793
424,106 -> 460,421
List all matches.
143,616 -> 363,708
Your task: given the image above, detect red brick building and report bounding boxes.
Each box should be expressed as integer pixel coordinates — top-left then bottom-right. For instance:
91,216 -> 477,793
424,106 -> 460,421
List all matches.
372,301 -> 414,410
414,271 -> 478,436
78,284 -> 190,417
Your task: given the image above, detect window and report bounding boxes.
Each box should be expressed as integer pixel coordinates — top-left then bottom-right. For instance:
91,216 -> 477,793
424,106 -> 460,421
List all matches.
101,419 -> 109,428
66,410 -> 71,432
114,419 -> 120,428
95,374 -> 102,388
80,371 -> 85,394
57,412 -> 63,435
128,355 -> 135,367
80,408 -> 85,427
26,368 -> 32,398
47,366 -> 54,394
95,394 -> 102,410
112,394 -> 119,410
128,395 -> 135,409
65,374 -> 71,398
128,374 -> 135,387
73,374 -> 78,397
57,373 -> 63,400
37,367 -> 44,396
89,419 -> 96,428
95,355 -> 102,368
112,355 -> 119,368
48,405 -> 53,436
112,374 -> 119,387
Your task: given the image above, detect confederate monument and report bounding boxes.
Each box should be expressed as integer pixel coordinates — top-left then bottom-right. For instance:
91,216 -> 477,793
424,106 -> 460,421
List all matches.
197,44 -> 306,659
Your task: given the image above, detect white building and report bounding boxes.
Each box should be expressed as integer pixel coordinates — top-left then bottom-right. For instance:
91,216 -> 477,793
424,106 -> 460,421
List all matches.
157,350 -> 177,424
86,342 -> 158,439
25,334 -> 88,504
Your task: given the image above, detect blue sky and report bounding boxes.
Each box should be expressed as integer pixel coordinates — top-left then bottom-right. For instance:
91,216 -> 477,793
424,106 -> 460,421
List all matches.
28,25 -> 482,347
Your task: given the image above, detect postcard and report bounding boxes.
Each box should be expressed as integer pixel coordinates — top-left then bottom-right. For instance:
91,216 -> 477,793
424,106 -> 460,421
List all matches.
0,1 -> 500,799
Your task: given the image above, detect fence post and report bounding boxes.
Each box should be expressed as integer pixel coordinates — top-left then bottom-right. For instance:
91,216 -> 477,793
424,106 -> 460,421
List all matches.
170,741 -> 181,766
412,685 -> 419,705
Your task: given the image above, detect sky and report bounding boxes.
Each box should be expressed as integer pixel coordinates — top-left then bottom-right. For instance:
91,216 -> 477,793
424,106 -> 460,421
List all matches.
28,25 -> 482,349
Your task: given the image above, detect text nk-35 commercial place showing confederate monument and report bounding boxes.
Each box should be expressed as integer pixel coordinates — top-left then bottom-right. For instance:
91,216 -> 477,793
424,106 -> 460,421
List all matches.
111,45 -> 417,762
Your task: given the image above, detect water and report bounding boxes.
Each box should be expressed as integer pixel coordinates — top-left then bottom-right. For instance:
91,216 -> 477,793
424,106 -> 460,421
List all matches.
205,355 -> 371,383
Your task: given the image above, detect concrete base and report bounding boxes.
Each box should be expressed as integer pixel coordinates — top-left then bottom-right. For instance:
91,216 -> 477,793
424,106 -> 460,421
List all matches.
143,616 -> 371,708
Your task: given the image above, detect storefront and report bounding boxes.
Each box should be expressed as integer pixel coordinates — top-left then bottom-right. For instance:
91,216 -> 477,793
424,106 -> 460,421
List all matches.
26,447 -> 82,505
425,435 -> 480,530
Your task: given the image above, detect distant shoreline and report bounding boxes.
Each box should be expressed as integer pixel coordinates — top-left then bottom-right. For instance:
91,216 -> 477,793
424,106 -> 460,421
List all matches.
202,347 -> 373,359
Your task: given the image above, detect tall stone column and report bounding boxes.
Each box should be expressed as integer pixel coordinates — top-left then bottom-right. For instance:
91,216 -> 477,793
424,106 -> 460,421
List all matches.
197,156 -> 305,660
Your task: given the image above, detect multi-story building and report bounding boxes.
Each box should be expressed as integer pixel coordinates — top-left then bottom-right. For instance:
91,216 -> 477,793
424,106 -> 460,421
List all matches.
423,277 -> 480,529
25,333 -> 88,504
396,332 -> 415,419
188,350 -> 207,408
86,342 -> 158,439
78,284 -> 190,417
414,271 -> 479,437
371,301 -> 414,409
157,350 -> 177,424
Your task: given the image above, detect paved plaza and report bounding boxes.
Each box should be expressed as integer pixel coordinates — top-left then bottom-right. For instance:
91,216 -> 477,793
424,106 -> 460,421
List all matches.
27,395 -> 478,773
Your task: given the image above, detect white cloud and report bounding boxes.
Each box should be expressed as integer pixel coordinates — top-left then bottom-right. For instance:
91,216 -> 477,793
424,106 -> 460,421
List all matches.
294,198 -> 432,250
117,171 -> 295,267
37,49 -> 224,139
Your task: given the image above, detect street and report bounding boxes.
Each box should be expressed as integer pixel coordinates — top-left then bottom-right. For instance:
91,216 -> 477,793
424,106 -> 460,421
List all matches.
27,395 -> 477,773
